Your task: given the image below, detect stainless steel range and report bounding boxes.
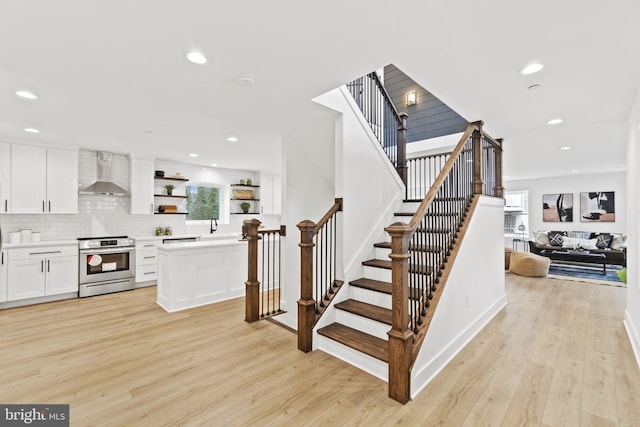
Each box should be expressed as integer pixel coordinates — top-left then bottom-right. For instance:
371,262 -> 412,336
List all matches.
78,236 -> 136,297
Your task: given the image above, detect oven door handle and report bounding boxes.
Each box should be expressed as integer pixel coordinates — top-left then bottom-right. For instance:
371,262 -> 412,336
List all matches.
80,247 -> 134,255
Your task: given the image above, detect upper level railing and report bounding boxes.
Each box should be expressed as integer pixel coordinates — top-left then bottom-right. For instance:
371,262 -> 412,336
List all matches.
244,220 -> 286,322
346,72 -> 408,184
406,152 -> 451,200
297,198 -> 343,352
385,121 -> 503,403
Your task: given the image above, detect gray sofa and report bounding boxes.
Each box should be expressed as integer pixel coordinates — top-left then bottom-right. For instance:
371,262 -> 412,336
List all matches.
528,231 -> 627,267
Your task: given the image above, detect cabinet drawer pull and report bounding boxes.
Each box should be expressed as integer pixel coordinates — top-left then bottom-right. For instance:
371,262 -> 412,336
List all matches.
4,199 -> 7,212
143,244 -> 155,247
42,200 -> 45,212
47,260 -> 50,272
41,260 -> 44,272
29,251 -> 62,255
1,252 -> 3,265
144,271 -> 156,275
48,201 -> 51,212
143,256 -> 156,259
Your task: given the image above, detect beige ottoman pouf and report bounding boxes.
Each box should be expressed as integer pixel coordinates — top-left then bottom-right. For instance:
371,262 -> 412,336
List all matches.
509,252 -> 551,277
504,248 -> 514,270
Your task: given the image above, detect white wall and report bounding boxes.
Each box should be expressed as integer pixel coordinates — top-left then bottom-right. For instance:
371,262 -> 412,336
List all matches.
624,88 -> 640,366
313,87 -> 405,282
412,196 -> 507,397
505,172 -> 627,236
274,111 -> 337,329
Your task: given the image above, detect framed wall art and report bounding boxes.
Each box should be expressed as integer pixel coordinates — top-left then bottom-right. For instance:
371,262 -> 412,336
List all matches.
580,191 -> 615,222
542,193 -> 573,222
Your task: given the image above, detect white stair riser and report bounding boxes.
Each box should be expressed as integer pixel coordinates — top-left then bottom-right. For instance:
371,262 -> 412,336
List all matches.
316,335 -> 388,382
335,310 -> 391,341
374,247 -> 391,260
363,266 -> 391,282
350,286 -> 391,309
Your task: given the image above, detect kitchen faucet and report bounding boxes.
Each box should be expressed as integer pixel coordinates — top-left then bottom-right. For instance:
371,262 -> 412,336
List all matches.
210,218 -> 218,233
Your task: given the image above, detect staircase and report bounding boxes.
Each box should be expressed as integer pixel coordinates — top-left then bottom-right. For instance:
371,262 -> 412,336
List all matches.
298,71 -> 504,403
316,197 -> 470,377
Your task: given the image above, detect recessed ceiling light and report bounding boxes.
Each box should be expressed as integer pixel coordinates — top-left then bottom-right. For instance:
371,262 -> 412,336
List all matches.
16,90 -> 38,99
189,153 -> 198,157
227,136 -> 238,142
24,128 -> 39,133
211,163 -> 217,167
548,118 -> 563,125
571,169 -> 579,173
521,63 -> 544,75
560,146 -> 571,150
186,51 -> 207,65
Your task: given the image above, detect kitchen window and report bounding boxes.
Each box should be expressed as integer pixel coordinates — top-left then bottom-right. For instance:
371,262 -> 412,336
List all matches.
186,184 -> 221,221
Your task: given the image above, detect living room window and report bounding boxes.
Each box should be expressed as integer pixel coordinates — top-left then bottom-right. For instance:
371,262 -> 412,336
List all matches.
504,190 -> 529,236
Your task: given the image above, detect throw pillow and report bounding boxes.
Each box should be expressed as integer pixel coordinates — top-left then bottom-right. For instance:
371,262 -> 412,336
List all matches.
562,237 -> 599,250
533,231 -> 550,246
568,231 -> 591,240
590,233 -> 613,249
548,231 -> 566,246
610,234 -> 627,251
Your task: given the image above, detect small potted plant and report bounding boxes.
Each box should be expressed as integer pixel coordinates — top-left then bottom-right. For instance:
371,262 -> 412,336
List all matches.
165,184 -> 175,196
240,202 -> 251,214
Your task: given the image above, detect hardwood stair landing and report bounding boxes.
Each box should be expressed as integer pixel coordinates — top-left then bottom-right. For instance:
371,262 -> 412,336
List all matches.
317,323 -> 389,362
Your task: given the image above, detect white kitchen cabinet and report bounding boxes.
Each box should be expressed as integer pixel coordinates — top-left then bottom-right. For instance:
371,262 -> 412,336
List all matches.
9,144 -> 78,214
135,241 -> 158,283
7,245 -> 78,301
46,148 -> 79,213
130,157 -> 154,214
0,250 -> 7,302
10,144 -> 46,214
0,142 -> 10,213
260,174 -> 281,215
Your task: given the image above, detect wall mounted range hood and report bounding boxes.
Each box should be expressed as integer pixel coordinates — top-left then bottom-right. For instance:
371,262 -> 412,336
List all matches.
79,151 -> 130,196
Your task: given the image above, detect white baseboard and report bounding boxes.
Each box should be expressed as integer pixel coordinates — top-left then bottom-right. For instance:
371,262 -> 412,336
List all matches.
624,310 -> 640,369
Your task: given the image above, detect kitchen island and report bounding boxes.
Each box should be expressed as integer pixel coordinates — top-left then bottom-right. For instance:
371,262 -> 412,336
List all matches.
156,239 -> 247,312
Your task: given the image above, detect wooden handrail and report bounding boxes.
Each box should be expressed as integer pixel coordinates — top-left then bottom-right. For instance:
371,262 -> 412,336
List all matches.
313,198 -> 343,235
481,131 -> 502,148
258,225 -> 287,237
368,72 -> 405,123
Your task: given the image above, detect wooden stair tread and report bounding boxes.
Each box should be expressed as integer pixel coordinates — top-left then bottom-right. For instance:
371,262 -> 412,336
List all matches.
335,299 -> 392,325
350,278 -> 392,294
363,259 -> 433,274
350,278 -> 423,300
374,242 -> 442,253
394,212 -> 458,217
317,323 -> 389,362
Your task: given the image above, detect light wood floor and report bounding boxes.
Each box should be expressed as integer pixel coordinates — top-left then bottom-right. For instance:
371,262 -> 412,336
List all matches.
1,274 -> 639,426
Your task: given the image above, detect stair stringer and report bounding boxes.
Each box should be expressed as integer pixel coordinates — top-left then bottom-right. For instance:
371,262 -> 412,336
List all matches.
410,195 -> 507,399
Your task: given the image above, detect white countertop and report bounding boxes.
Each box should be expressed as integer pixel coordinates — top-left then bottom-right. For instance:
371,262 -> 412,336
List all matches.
157,239 -> 245,252
133,233 -> 242,242
2,239 -> 79,249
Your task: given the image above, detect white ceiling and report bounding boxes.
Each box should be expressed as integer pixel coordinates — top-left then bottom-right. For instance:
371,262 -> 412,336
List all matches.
1,0 -> 639,180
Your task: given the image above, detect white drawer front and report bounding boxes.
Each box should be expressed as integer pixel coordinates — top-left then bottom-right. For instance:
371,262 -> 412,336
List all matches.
136,263 -> 157,282
9,245 -> 78,260
137,248 -> 158,266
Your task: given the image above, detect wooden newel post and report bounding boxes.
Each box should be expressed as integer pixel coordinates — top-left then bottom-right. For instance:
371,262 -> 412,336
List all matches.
396,113 -> 409,186
471,120 -> 485,195
385,222 -> 413,404
494,138 -> 504,198
297,220 -> 317,352
244,218 -> 262,323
